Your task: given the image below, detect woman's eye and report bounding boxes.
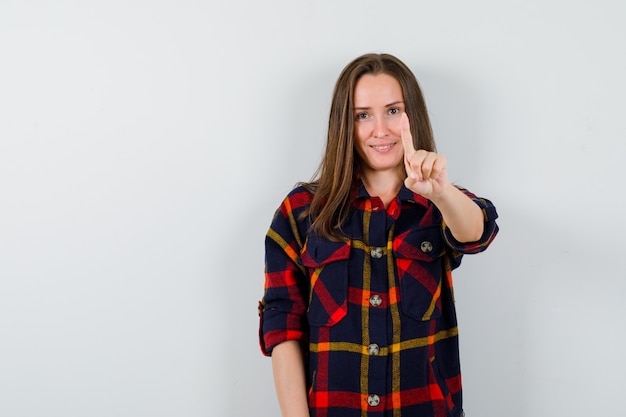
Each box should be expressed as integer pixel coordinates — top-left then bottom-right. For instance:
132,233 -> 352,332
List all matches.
355,112 -> 368,120
389,108 -> 399,115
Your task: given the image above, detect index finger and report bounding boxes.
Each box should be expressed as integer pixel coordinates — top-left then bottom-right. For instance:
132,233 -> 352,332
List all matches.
400,112 -> 416,158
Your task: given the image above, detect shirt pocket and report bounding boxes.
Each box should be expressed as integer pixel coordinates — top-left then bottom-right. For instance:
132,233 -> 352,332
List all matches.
301,235 -> 351,327
393,225 -> 445,321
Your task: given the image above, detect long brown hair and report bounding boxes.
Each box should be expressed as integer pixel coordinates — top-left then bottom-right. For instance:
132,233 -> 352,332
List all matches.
303,53 -> 435,240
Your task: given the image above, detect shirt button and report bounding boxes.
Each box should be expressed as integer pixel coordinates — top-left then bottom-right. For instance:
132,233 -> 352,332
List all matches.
420,241 -> 433,253
369,294 -> 382,307
370,247 -> 383,259
367,343 -> 380,355
367,394 -> 380,407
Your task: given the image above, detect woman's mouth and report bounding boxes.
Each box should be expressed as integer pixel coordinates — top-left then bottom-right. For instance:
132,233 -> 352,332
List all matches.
370,143 -> 395,152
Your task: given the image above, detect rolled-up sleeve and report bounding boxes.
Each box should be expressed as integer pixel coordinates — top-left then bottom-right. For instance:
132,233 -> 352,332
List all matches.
442,186 -> 499,255
258,199 -> 309,356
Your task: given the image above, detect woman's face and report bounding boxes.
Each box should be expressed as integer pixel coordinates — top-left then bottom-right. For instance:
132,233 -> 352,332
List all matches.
353,72 -> 406,176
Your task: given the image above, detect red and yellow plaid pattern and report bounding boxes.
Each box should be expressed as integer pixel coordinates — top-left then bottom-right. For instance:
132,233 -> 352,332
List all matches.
260,181 -> 498,417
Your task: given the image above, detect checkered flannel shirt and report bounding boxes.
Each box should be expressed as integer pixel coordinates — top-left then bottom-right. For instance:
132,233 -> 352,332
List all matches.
259,181 -> 498,417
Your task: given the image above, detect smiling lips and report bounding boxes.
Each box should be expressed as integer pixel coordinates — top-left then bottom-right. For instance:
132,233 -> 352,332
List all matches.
370,142 -> 396,152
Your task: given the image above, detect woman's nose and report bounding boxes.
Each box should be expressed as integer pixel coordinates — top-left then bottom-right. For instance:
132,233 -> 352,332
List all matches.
373,117 -> 389,138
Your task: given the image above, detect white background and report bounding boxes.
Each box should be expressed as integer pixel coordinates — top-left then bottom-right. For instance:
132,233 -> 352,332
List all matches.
1,1 -> 625,416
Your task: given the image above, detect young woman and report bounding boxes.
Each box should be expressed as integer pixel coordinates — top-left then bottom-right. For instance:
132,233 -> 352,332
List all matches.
259,53 -> 498,417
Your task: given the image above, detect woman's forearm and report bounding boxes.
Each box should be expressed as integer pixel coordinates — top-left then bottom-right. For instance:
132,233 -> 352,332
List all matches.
430,184 -> 484,243
272,341 -> 310,417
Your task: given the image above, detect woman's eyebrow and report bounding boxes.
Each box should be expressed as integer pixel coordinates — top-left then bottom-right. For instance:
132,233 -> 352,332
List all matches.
354,101 -> 404,111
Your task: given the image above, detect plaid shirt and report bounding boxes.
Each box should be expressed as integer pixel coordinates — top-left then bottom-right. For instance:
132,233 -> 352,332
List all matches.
259,181 -> 498,417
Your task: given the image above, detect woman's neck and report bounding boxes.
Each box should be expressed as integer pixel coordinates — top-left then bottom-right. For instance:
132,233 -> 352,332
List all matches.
361,168 -> 404,207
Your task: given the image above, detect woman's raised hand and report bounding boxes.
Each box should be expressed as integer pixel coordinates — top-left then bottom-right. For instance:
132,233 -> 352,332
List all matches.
401,113 -> 450,199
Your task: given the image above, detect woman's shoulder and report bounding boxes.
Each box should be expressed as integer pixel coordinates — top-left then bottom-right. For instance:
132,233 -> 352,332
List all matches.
269,184 -> 315,235
280,183 -> 315,212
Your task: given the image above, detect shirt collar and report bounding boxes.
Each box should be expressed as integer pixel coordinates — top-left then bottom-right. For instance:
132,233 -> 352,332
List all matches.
397,184 -> 430,208
352,178 -> 430,209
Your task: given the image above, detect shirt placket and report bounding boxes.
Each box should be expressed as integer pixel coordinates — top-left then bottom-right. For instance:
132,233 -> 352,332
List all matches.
364,201 -> 390,414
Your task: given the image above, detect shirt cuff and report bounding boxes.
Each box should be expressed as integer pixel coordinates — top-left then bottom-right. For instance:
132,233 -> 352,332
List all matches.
258,300 -> 309,356
442,196 -> 499,254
